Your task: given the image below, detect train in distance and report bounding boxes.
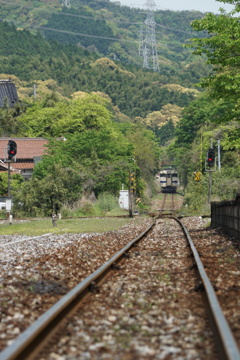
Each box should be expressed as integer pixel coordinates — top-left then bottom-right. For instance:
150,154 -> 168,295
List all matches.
158,167 -> 179,193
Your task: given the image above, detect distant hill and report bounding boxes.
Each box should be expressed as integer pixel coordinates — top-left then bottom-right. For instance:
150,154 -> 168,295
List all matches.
0,0 -> 210,119
0,0 -> 207,70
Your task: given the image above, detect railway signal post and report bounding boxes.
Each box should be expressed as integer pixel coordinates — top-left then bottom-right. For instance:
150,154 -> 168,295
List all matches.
205,140 -> 216,204
6,140 -> 17,224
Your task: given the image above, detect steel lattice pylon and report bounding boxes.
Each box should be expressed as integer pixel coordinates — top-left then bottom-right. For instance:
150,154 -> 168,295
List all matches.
140,0 -> 160,72
62,0 -> 71,8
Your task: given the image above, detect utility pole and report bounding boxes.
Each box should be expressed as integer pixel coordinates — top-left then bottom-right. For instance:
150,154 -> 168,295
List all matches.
140,0 -> 160,72
217,140 -> 221,171
33,83 -> 37,100
6,140 -> 17,224
139,25 -> 144,56
205,139 -> 216,204
128,171 -> 134,218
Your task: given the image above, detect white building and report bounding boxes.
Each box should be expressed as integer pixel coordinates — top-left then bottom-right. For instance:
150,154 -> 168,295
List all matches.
119,190 -> 129,210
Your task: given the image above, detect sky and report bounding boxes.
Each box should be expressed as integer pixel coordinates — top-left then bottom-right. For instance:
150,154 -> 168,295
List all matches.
113,0 -> 235,13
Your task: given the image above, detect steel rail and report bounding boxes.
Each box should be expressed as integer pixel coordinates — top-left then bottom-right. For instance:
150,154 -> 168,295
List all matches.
158,193 -> 166,214
158,193 -> 175,214
171,193 -> 175,212
0,221 -> 155,360
174,217 -> 240,360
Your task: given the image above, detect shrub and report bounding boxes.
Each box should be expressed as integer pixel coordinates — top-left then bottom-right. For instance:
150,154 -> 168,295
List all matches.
78,200 -> 97,216
96,192 -> 119,213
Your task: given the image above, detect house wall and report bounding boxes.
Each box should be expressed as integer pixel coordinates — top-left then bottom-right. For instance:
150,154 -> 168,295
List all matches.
21,169 -> 33,180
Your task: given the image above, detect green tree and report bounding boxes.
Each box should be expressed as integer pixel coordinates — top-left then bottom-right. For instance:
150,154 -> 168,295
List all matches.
124,124 -> 161,180
158,119 -> 175,145
0,172 -> 23,197
18,93 -> 116,138
14,163 -> 83,216
189,1 -> 240,121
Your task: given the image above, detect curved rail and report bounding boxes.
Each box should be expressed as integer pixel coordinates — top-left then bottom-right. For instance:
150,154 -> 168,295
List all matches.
0,221 -> 156,360
173,217 -> 240,360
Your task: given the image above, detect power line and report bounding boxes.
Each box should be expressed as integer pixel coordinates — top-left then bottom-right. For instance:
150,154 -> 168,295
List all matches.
0,0 -> 32,7
37,26 -> 176,49
0,0 -> 199,37
38,26 -> 140,43
0,17 -> 188,50
58,12 -> 197,35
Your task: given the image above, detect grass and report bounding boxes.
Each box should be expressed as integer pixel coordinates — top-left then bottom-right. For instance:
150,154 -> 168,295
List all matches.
0,216 -> 136,236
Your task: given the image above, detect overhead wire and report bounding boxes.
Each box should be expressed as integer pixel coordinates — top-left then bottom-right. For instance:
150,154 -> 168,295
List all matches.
37,26 -> 140,43
0,16 -> 173,48
0,0 -> 198,37
36,26 -> 180,49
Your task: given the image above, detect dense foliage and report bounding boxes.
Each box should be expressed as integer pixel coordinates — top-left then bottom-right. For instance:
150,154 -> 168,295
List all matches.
11,93 -> 160,215
188,1 -> 240,122
168,0 -> 240,211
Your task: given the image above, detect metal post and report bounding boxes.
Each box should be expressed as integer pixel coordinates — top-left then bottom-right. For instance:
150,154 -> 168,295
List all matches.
218,140 -> 221,171
129,172 -> 133,218
7,161 -> 12,225
208,171 -> 212,204
52,214 -> 58,226
7,161 -> 10,199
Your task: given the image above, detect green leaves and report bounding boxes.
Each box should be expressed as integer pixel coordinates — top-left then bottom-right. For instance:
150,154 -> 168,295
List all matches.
188,4 -> 240,122
19,93 -> 115,137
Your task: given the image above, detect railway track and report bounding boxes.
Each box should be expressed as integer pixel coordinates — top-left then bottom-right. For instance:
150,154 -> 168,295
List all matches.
159,193 -> 175,215
0,216 -> 239,360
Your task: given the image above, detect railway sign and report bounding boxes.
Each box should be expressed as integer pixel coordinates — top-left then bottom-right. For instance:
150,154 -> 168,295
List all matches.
194,171 -> 201,181
6,199 -> 12,211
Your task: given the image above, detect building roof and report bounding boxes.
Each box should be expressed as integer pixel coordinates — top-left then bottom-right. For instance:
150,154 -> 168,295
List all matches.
0,80 -> 18,108
0,138 -> 49,160
0,160 -> 20,173
13,162 -> 35,170
0,160 -> 10,171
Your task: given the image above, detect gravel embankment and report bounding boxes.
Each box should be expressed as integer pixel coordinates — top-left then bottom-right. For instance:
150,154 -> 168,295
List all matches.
0,217 -> 152,351
0,215 -> 240,360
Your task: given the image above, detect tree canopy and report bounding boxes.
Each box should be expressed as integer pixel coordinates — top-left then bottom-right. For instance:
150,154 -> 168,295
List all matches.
188,0 -> 240,122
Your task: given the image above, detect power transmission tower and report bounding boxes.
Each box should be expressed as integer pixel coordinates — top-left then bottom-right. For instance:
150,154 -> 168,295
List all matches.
62,0 -> 71,8
140,0 -> 160,72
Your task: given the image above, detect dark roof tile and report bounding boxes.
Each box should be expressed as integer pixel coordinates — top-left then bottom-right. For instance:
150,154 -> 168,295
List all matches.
0,80 -> 18,107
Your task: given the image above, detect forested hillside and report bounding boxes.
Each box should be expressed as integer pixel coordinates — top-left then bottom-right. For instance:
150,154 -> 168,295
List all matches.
0,0 -> 208,79
0,0 -> 210,122
0,20 -> 200,121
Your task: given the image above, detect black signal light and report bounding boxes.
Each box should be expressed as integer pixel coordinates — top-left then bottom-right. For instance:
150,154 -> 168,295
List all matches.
207,148 -> 215,167
8,140 -> 17,160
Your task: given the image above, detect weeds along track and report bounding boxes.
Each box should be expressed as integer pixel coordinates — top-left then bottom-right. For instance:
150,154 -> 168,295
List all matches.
1,217 -> 239,360
159,193 -> 175,215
